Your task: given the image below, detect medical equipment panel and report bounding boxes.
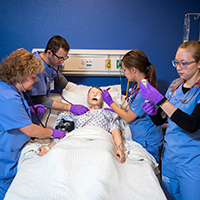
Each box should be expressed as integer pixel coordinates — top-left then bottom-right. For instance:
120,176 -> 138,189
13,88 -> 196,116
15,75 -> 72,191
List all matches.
32,49 -> 129,76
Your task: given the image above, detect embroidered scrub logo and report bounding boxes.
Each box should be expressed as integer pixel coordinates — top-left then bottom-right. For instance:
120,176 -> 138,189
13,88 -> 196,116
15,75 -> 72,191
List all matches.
169,90 -> 177,100
162,175 -> 170,183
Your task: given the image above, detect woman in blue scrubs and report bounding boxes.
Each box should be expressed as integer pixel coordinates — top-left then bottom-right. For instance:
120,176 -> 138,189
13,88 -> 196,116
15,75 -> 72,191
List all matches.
140,40 -> 200,200
0,48 -> 70,199
102,50 -> 163,162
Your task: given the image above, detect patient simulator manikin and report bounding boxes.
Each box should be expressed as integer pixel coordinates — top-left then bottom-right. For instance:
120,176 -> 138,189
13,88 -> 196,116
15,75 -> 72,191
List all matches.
38,87 -> 126,163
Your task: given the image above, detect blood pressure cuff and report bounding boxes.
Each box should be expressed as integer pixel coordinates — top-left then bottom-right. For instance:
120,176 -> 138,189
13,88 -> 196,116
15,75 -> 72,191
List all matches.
55,118 -> 74,132
33,95 -> 54,109
55,73 -> 68,89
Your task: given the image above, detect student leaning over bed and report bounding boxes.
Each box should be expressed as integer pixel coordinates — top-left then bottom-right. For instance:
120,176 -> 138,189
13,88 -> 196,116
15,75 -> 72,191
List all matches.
0,48 -> 73,200
24,35 -> 89,125
38,87 -> 126,163
102,50 -> 163,163
140,40 -> 200,200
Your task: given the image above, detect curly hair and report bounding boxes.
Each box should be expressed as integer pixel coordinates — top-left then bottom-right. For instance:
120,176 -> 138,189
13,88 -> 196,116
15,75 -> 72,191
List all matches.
0,48 -> 44,84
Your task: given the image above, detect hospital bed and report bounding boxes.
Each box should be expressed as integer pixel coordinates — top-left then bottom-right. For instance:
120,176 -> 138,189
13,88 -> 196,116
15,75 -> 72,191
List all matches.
4,82 -> 166,200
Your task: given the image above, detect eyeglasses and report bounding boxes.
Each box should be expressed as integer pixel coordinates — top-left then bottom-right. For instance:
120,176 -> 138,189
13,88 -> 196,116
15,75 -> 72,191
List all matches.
51,51 -> 69,61
172,59 -> 199,69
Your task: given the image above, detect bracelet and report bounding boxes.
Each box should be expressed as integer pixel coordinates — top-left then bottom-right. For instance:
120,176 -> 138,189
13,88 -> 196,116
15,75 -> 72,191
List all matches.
43,145 -> 50,151
156,97 -> 167,107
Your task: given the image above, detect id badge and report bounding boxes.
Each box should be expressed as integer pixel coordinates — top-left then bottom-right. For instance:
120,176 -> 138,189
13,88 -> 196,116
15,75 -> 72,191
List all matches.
50,80 -> 54,91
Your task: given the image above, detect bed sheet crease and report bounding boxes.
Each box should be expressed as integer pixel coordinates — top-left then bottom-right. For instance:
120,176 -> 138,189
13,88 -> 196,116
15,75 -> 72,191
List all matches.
5,126 -> 166,200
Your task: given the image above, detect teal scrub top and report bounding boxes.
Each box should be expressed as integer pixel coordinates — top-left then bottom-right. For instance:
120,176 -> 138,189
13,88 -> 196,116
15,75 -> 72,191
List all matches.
0,81 -> 32,179
164,80 -> 200,169
128,89 -> 163,147
27,51 -> 58,102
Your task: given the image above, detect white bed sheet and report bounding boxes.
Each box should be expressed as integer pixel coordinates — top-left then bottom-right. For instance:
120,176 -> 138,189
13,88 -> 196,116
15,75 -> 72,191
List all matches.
5,126 -> 166,200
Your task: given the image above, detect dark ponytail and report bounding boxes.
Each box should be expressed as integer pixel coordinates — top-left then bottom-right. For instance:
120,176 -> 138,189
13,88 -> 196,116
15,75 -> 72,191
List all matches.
122,49 -> 159,89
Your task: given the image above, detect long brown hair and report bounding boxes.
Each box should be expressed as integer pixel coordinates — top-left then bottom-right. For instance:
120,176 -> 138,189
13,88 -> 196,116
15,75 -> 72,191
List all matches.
122,49 -> 158,89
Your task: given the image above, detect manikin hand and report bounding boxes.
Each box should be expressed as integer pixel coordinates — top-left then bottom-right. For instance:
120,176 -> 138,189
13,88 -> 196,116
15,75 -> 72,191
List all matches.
102,90 -> 114,106
29,104 -> 46,115
139,81 -> 163,104
37,146 -> 49,156
70,105 -> 89,115
116,148 -> 126,163
141,101 -> 157,116
51,128 -> 66,138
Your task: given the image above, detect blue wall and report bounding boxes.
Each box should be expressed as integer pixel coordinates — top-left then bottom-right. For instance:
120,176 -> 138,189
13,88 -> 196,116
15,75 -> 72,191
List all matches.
0,0 -> 199,94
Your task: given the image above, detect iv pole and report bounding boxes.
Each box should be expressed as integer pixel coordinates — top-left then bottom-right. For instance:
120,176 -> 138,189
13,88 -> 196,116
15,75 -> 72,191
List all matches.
183,13 -> 200,42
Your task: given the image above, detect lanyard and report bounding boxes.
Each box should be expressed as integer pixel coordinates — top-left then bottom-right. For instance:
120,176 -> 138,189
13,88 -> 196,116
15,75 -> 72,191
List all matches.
168,79 -> 200,103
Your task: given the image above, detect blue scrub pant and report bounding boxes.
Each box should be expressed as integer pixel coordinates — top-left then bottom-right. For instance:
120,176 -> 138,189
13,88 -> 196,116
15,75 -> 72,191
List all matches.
146,143 -> 162,163
162,158 -> 200,200
0,178 -> 13,200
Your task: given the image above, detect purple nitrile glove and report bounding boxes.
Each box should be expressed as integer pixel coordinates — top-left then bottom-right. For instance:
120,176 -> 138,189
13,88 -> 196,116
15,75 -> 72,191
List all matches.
51,128 -> 66,138
141,101 -> 157,116
139,81 -> 163,104
102,90 -> 114,107
104,108 -> 115,113
70,104 -> 89,115
29,104 -> 46,115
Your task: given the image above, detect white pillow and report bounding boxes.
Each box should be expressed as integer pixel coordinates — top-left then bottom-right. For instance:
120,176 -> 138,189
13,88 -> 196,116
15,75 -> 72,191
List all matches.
62,82 -> 122,108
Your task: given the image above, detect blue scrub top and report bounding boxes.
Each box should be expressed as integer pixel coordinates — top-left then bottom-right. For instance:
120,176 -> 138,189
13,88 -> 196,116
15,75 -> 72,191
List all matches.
128,89 -> 163,147
0,81 -> 32,179
26,51 -> 58,104
164,80 -> 200,169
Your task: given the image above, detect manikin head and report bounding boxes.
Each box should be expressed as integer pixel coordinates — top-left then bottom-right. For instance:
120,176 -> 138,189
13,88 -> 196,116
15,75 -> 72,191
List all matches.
87,87 -> 103,110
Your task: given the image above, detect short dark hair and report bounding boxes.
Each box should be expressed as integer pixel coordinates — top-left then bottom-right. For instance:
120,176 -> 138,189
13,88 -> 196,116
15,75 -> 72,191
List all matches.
44,35 -> 70,53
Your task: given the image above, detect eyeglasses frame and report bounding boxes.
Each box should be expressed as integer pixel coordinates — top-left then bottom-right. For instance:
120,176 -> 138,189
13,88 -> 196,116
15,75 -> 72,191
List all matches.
172,59 -> 200,69
51,50 -> 69,61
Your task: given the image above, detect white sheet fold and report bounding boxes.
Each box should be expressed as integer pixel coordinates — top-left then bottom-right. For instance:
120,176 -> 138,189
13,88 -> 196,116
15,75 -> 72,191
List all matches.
5,126 -> 166,200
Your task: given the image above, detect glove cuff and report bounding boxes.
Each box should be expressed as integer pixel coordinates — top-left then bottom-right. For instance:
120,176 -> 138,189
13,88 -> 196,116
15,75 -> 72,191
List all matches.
69,105 -> 73,112
156,96 -> 167,107
108,100 -> 114,107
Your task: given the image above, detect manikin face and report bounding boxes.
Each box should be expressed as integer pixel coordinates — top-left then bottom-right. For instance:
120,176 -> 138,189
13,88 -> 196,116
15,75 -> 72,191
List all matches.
48,47 -> 68,67
87,87 -> 103,108
21,73 -> 38,91
175,48 -> 200,82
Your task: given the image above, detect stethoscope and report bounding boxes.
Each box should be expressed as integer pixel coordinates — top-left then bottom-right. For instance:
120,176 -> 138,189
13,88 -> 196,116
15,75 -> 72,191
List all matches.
19,56 -> 74,128
20,82 -> 46,128
168,79 -> 200,103
124,76 -> 148,105
47,56 -> 73,105
124,82 -> 139,105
